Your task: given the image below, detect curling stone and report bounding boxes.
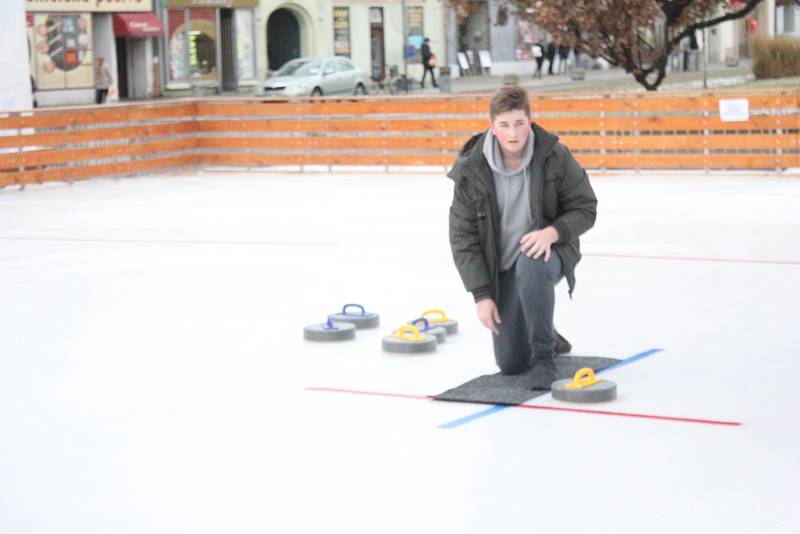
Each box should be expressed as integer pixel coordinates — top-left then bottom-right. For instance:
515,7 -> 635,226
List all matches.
417,309 -> 458,335
407,317 -> 447,344
382,324 -> 437,354
330,303 -> 380,329
551,368 -> 617,403
304,316 -> 356,342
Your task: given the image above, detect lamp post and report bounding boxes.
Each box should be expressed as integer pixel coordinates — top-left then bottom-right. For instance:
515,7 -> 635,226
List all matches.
401,0 -> 408,92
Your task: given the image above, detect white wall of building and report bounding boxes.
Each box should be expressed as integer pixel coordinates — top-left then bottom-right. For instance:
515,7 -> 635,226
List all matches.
0,1 -> 33,111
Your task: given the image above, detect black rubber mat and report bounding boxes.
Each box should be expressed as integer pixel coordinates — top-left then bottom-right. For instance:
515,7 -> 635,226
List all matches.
432,356 -> 621,405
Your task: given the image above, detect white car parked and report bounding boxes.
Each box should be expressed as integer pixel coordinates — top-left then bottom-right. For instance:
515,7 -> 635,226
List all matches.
261,57 -> 370,97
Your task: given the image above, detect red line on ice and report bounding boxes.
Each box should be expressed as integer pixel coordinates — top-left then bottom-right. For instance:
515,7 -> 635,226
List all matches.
305,387 -> 742,427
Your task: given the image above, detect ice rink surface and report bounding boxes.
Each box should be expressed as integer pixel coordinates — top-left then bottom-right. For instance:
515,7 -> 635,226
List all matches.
1,168 -> 799,533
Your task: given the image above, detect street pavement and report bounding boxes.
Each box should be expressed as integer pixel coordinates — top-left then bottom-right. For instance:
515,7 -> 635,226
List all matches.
420,60 -> 755,95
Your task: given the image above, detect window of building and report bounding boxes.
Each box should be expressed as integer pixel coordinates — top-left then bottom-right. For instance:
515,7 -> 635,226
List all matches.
188,8 -> 217,80
785,5 -> 796,33
333,7 -> 351,57
167,9 -> 187,81
406,6 -> 424,63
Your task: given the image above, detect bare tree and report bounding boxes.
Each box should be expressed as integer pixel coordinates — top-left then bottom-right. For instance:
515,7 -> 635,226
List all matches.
451,0 -> 774,90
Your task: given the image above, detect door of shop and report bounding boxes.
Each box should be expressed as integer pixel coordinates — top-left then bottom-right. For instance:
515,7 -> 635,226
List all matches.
267,8 -> 299,71
220,8 -> 238,91
115,38 -> 129,99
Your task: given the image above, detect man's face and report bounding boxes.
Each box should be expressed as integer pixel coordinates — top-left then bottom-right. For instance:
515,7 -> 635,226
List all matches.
490,109 -> 530,158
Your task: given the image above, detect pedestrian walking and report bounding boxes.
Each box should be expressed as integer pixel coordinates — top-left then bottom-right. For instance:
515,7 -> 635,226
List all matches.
546,41 -> 556,75
95,57 -> 112,104
421,38 -> 438,89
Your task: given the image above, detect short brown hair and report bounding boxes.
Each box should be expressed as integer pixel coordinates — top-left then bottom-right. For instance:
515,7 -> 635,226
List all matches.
489,85 -> 530,121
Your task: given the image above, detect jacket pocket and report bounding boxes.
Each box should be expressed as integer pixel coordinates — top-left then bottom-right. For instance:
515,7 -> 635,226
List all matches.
542,175 -> 559,220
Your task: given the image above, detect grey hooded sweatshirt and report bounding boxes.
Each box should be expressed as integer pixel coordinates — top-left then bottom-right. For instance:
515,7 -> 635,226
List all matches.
481,128 -> 535,272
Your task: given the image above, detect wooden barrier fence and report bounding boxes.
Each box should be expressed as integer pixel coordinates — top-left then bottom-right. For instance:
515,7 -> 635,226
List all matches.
1,89 -> 797,187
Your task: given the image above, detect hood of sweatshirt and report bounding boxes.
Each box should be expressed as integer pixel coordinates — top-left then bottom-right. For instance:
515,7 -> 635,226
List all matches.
481,127 -> 535,175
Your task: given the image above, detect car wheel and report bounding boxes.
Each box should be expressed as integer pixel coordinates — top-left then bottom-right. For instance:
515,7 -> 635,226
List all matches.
354,83 -> 366,95
311,87 -> 323,97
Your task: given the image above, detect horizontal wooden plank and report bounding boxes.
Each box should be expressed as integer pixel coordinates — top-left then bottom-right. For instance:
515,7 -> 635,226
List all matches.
198,152 -> 454,167
200,151 -> 797,169
195,114 -> 791,134
610,133 -> 798,150
195,94 -> 799,116
0,104 -> 196,130
196,99 -> 489,117
575,153 -> 794,169
0,121 -> 195,149
17,154 -> 197,185
195,118 -> 485,133
197,135 -> 470,150
0,138 -> 195,168
531,94 -> 799,113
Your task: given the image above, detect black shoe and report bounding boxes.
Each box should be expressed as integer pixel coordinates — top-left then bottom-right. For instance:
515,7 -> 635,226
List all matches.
529,355 -> 557,390
555,331 -> 572,355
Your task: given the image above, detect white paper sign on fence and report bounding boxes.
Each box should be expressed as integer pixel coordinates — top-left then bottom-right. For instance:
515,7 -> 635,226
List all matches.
719,99 -> 750,122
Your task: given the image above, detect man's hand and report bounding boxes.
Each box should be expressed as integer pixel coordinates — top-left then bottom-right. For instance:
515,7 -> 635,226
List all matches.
520,226 -> 559,261
476,298 -> 501,335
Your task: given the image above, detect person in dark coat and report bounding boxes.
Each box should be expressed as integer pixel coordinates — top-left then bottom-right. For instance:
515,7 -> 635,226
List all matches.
558,42 -> 570,73
546,40 -> 556,75
447,85 -> 597,389
421,37 -> 438,89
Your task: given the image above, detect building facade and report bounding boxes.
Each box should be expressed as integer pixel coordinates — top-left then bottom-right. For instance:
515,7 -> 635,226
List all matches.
26,0 -> 163,106
160,0 -> 258,97
257,0 -> 446,85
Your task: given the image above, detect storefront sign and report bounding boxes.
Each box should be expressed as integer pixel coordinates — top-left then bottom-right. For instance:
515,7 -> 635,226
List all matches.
113,13 -> 163,36
164,0 -> 257,7
25,0 -> 153,12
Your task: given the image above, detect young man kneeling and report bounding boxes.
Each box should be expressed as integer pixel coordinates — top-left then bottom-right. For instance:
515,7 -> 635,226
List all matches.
448,85 -> 597,389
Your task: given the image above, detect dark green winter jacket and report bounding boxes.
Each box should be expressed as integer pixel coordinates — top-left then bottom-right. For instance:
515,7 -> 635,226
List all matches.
448,122 -> 597,303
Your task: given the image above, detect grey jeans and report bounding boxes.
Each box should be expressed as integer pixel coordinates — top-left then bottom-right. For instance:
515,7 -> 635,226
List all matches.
492,252 -> 563,375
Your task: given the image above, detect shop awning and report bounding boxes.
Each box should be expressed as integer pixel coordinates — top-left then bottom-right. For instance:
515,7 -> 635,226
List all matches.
113,14 -> 164,37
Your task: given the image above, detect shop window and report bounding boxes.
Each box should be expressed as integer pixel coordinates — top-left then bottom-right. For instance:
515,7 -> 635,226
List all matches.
189,8 -> 217,80
167,9 -> 187,81
31,13 -> 93,90
406,6 -> 424,63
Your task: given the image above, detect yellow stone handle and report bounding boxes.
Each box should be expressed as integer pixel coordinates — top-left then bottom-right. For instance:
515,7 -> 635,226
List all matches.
393,324 -> 422,341
566,367 -> 600,389
421,309 -> 449,323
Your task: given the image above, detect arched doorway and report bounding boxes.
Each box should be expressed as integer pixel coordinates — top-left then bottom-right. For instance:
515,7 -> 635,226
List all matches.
267,9 -> 300,71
